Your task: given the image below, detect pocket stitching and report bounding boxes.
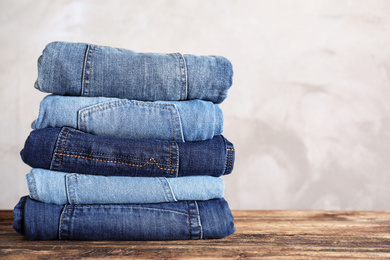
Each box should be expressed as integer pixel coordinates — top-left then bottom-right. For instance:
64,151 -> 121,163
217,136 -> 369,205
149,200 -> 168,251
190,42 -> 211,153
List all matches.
53,152 -> 178,172
78,100 -> 184,141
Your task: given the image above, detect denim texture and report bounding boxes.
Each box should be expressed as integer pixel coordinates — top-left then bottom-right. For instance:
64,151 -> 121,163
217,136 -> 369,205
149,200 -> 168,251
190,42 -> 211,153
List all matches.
26,169 -> 225,205
31,95 -> 223,142
21,127 -> 235,177
34,42 -> 233,104
13,196 -> 235,240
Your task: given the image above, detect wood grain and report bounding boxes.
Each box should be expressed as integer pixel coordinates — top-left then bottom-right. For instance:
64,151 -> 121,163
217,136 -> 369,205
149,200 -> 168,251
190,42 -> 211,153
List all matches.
1,210 -> 390,259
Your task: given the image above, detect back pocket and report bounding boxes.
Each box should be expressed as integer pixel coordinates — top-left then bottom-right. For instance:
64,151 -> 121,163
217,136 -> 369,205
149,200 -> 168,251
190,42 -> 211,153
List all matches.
77,100 -> 184,141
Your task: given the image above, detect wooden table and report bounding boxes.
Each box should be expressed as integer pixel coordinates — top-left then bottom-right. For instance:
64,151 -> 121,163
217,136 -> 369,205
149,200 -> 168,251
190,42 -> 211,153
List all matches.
1,210 -> 390,259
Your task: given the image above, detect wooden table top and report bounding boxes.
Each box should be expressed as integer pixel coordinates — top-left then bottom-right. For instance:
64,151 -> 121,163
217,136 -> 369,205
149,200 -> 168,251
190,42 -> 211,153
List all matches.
1,209 -> 390,259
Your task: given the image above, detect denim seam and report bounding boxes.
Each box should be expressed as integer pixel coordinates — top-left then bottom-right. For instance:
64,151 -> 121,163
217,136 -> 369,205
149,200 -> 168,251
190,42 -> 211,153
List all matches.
222,136 -> 228,175
72,174 -> 78,204
81,44 -> 90,96
57,129 -> 71,170
66,174 -> 78,205
50,127 -> 70,170
181,53 -> 188,100
61,205 -> 76,240
52,153 -> 178,172
169,141 -> 172,175
169,104 -> 185,142
157,177 -> 169,202
187,202 -> 192,239
222,136 -> 234,175
26,173 -> 39,201
81,44 -> 95,96
226,148 -> 234,173
165,178 -> 178,202
167,141 -> 179,177
174,141 -> 179,177
62,204 -> 75,240
58,204 -> 67,239
65,175 -> 71,204
50,127 -> 66,169
194,201 -> 203,239
187,201 -> 202,239
157,177 -> 177,202
175,53 -> 187,100
87,45 -> 95,96
156,177 -> 168,202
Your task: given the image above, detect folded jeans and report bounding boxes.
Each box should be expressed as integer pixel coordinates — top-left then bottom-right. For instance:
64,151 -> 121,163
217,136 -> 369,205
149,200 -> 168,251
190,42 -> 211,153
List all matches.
26,169 -> 225,205
35,41 -> 233,104
13,196 -> 235,240
32,95 -> 223,142
21,127 -> 234,177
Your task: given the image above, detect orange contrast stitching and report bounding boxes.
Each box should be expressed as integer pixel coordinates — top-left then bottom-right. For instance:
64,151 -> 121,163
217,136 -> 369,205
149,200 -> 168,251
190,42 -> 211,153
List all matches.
53,152 -> 177,172
57,129 -> 71,170
227,147 -> 234,170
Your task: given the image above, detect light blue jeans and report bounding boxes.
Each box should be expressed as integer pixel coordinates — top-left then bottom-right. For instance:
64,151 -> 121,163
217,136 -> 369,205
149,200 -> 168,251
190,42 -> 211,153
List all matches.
35,41 -> 233,104
26,169 -> 225,205
32,95 -> 223,141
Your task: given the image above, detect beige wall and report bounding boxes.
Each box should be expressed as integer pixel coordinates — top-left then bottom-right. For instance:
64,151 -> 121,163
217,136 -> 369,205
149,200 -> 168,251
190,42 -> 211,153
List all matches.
1,0 -> 389,210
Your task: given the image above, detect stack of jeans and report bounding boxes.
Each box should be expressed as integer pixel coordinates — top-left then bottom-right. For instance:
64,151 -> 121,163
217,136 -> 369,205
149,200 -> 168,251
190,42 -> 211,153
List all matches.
13,42 -> 236,240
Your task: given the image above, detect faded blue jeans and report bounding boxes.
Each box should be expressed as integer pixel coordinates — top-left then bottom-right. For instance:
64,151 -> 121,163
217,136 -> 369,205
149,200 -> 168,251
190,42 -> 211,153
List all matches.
21,127 -> 234,177
26,169 -> 225,205
32,95 -> 223,142
35,41 -> 233,104
13,196 -> 235,240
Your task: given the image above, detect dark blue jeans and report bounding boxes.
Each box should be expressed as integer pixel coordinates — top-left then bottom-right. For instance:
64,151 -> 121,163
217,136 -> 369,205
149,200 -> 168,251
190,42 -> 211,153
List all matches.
13,196 -> 235,240
21,127 -> 235,177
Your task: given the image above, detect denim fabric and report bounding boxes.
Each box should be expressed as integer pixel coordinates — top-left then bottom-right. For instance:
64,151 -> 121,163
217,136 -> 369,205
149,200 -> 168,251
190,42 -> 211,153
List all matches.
21,127 -> 235,177
31,95 -> 223,142
26,169 -> 225,205
13,196 -> 235,240
34,41 -> 233,104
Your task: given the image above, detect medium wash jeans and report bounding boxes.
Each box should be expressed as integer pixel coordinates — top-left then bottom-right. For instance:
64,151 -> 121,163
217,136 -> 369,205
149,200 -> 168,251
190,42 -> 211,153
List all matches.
13,196 -> 235,240
32,95 -> 223,142
21,127 -> 235,177
26,169 -> 225,205
35,42 -> 233,104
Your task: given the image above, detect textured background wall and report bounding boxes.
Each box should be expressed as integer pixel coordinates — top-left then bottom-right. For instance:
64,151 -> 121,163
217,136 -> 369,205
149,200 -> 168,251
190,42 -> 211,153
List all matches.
1,0 -> 389,210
